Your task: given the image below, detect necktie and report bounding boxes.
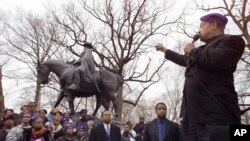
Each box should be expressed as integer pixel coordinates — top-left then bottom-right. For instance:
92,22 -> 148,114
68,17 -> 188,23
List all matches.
159,120 -> 164,141
106,124 -> 110,135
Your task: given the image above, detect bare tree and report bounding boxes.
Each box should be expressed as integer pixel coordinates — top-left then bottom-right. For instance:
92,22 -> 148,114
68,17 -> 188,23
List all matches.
122,103 -> 135,122
162,67 -> 184,122
42,2 -> 98,112
0,65 -> 4,112
0,11 -> 60,108
78,0 -> 183,121
0,13 -> 5,113
47,3 -> 89,57
42,0 -> 184,120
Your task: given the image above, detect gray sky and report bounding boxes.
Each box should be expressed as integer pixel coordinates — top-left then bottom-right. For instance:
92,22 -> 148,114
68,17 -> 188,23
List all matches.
0,0 -> 44,12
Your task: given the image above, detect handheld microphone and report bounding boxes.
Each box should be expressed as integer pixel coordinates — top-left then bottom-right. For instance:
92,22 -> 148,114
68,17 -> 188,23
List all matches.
192,33 -> 200,43
185,33 -> 200,56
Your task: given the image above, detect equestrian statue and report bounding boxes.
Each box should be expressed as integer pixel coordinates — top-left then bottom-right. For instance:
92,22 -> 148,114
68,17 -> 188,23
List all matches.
37,43 -> 122,117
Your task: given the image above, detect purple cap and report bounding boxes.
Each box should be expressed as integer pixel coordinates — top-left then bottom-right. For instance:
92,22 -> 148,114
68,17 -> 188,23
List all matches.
64,123 -> 74,131
61,117 -> 70,124
80,109 -> 87,114
76,125 -> 87,131
86,115 -> 94,121
200,13 -> 228,29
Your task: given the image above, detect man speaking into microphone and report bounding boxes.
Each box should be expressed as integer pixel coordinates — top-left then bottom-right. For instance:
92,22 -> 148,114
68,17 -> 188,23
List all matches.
155,13 -> 245,141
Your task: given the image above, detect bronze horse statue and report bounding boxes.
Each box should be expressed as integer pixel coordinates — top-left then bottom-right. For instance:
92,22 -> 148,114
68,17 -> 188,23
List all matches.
37,60 -> 122,116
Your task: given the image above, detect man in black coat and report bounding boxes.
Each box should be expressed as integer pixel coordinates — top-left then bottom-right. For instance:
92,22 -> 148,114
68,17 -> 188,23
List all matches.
155,13 -> 245,141
133,116 -> 145,134
89,110 -> 121,141
143,102 -> 182,141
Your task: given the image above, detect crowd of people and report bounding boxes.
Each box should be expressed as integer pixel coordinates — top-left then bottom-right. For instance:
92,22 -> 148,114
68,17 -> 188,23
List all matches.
0,101 -> 152,141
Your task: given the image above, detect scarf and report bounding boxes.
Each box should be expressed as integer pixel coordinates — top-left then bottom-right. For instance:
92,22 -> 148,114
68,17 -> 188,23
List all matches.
31,127 -> 47,138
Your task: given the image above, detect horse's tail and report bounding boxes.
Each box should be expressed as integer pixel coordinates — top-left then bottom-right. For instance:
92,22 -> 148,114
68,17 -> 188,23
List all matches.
116,74 -> 123,86
115,74 -> 123,92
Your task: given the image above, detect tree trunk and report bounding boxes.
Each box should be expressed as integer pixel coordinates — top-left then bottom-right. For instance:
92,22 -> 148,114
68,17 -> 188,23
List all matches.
0,66 -> 5,114
34,75 -> 42,109
115,86 -> 123,121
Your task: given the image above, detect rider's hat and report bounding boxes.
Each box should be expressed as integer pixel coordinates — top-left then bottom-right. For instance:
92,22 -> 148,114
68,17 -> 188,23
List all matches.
83,42 -> 94,49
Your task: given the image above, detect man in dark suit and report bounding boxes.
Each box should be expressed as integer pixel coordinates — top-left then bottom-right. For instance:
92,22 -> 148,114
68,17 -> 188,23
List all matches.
89,110 -> 121,141
143,102 -> 182,141
155,13 -> 245,141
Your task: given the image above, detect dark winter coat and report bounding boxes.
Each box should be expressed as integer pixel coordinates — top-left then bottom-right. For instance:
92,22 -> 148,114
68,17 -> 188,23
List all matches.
89,123 -> 121,141
143,118 -> 181,141
0,128 -> 8,141
165,35 -> 245,124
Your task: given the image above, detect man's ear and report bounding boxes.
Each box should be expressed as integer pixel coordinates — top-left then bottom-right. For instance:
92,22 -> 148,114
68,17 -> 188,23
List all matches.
211,22 -> 218,30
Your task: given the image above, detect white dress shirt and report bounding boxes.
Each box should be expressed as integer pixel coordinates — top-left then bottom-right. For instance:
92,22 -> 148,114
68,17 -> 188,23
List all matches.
103,123 -> 110,134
